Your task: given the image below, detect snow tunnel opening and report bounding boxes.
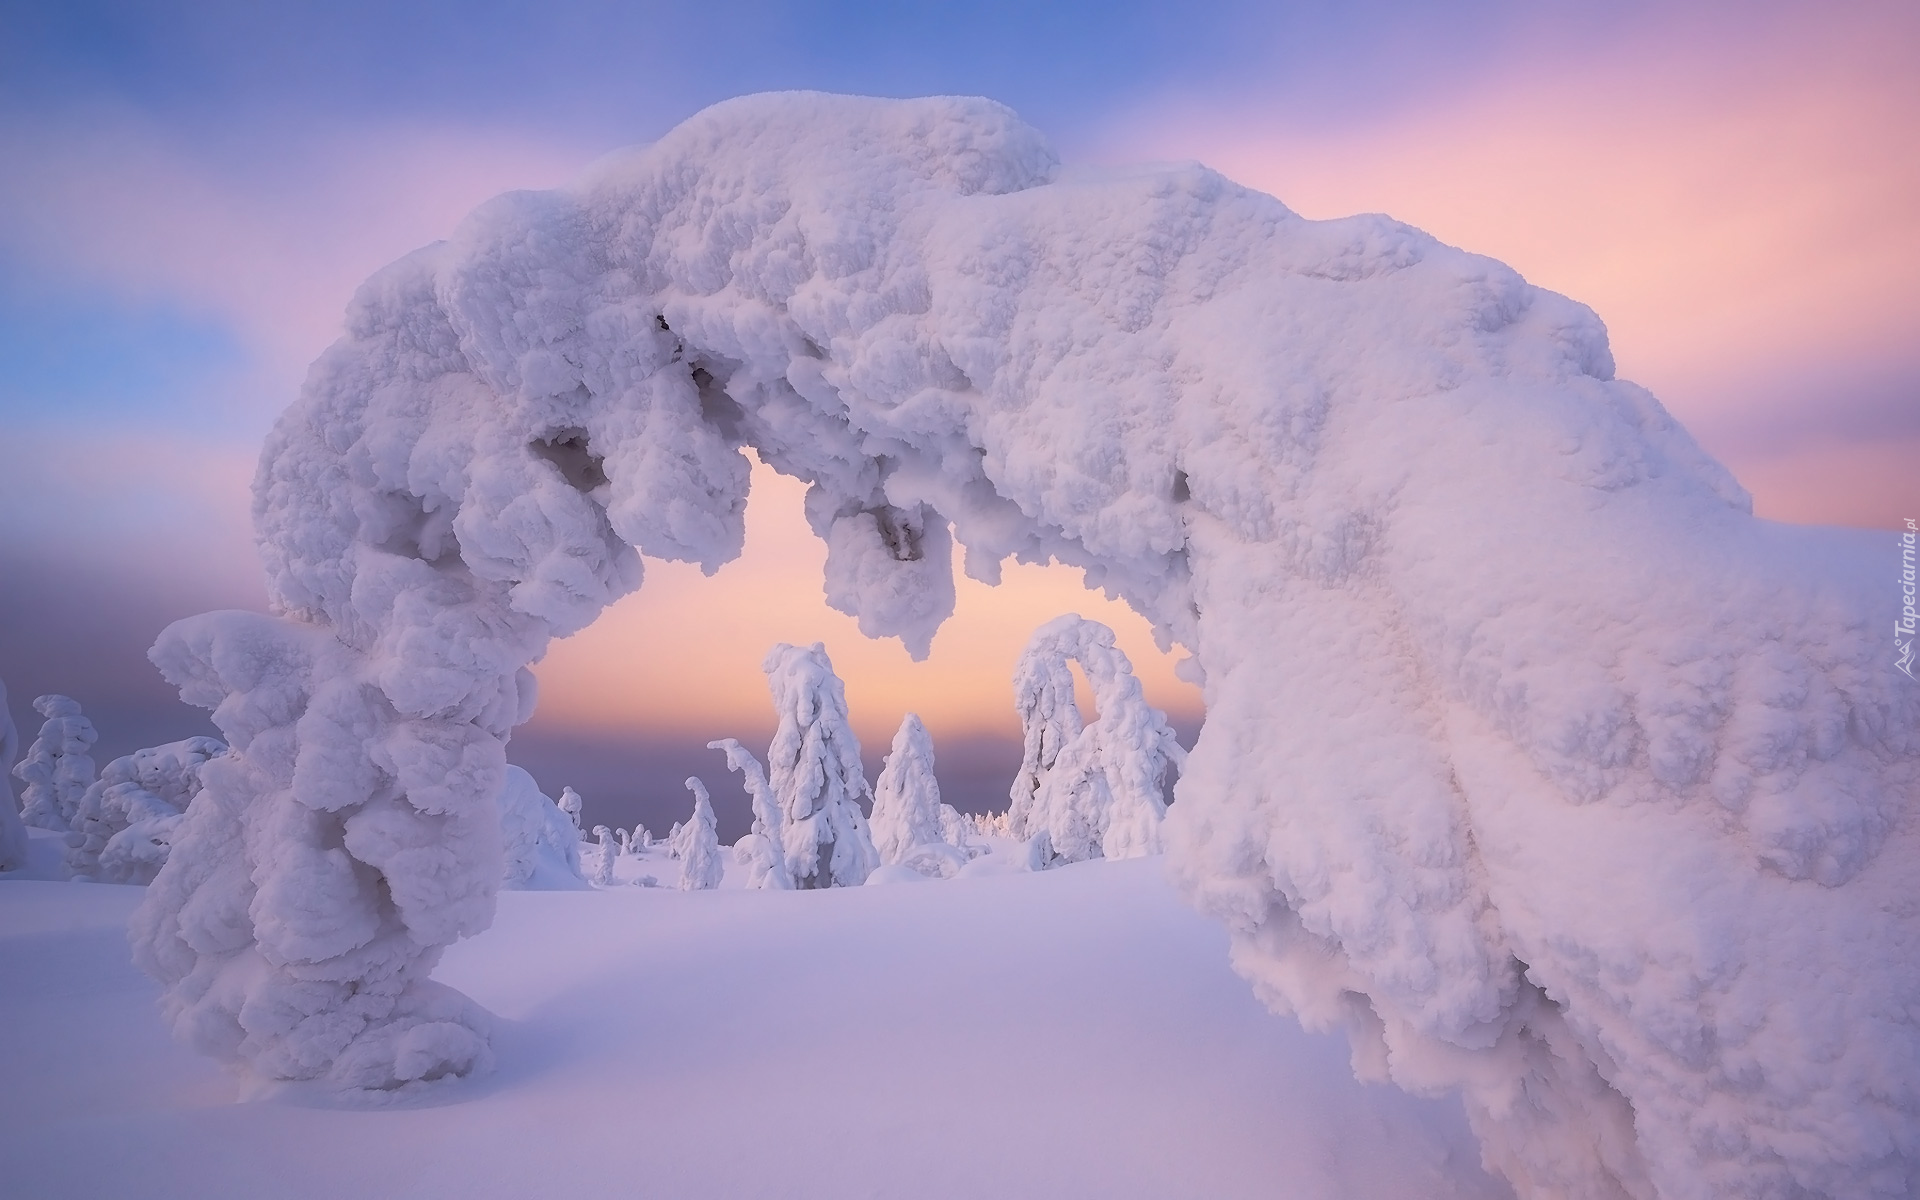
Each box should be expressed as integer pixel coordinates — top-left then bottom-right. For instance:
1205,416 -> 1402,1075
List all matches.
512,455 -> 1204,839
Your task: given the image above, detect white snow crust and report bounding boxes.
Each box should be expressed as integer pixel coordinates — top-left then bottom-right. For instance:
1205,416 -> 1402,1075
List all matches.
139,91 -> 1918,1196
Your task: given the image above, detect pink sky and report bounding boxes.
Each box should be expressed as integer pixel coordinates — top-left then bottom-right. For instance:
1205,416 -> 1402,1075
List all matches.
3,9 -> 1910,746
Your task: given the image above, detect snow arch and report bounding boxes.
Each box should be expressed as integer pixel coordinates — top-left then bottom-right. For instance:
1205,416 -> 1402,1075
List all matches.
136,94 -> 1916,1194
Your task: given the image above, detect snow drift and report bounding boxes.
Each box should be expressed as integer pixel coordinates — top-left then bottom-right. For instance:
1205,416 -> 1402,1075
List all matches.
139,92 -> 1916,1196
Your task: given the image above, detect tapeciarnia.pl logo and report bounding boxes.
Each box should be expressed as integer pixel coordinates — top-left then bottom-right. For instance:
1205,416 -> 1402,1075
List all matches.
1899,518 -> 1917,680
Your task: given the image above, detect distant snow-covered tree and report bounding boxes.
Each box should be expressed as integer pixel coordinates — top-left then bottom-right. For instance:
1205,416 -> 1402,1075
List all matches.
870,714 -> 955,877
710,737 -> 791,889
67,737 -> 225,883
13,695 -> 98,833
558,786 -> 584,832
0,676 -> 27,871
763,643 -> 878,889
673,778 -> 723,891
1009,616 -> 1185,867
498,766 -> 587,889
589,825 -> 617,887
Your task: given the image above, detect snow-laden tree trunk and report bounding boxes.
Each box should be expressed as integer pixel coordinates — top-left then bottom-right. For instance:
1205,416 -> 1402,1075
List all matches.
870,714 -> 946,865
673,777 -> 724,890
66,737 -> 225,883
763,643 -> 878,889
1010,616 -> 1185,867
13,694 -> 97,834
710,737 -> 792,890
0,676 -> 28,871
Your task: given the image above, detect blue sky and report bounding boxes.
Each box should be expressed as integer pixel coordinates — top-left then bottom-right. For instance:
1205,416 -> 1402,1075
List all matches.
1,0 -> 1913,830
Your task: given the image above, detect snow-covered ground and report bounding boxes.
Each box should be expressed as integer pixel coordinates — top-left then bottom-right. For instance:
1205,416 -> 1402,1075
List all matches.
1,833 -> 1508,1199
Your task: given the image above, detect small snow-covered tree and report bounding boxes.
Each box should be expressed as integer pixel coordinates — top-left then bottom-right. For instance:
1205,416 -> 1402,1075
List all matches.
558,786 -> 584,832
763,643 -> 878,888
1009,616 -> 1185,867
13,694 -> 97,833
673,777 -> 723,891
589,825 -> 617,886
709,737 -> 791,889
0,676 -> 28,871
67,736 -> 226,883
870,714 -> 962,877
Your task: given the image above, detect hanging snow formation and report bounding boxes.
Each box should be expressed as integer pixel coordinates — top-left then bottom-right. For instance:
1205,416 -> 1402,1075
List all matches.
138,92 -> 1914,1194
1008,614 -> 1185,866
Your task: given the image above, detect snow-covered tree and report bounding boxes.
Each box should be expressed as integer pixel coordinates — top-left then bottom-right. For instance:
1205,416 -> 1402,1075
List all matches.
1006,631 -> 1084,844
558,786 -> 584,832
13,694 -> 97,833
762,643 -> 878,889
498,765 -> 586,889
673,777 -> 723,890
0,676 -> 28,871
67,737 -> 225,883
870,714 -> 951,871
1009,616 -> 1185,867
709,737 -> 791,889
589,825 -> 617,886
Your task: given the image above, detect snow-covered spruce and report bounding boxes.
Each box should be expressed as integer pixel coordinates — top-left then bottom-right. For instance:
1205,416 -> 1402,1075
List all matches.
673,777 -> 724,890
66,737 -> 226,883
138,91 -> 1915,1196
498,765 -> 587,889
558,786 -> 584,833
0,676 -> 28,871
710,737 -> 792,889
763,643 -> 879,889
1008,615 -> 1184,867
13,694 -> 97,834
870,713 -> 964,878
589,826 -> 617,887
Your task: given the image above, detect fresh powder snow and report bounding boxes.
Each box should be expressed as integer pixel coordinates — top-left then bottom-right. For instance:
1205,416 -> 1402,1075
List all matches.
113,91 -> 1916,1198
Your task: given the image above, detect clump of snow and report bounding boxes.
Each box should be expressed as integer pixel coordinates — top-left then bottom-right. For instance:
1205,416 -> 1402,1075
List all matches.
497,765 -> 587,890
762,643 -> 879,889
0,676 -> 28,871
65,736 -> 226,884
140,89 -> 1917,1195
709,737 -> 793,889
1008,615 -> 1184,867
672,778 -> 723,890
13,695 -> 97,833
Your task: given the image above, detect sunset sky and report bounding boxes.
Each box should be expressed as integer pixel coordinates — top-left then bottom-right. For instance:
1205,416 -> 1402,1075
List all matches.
2,0 -> 1912,829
